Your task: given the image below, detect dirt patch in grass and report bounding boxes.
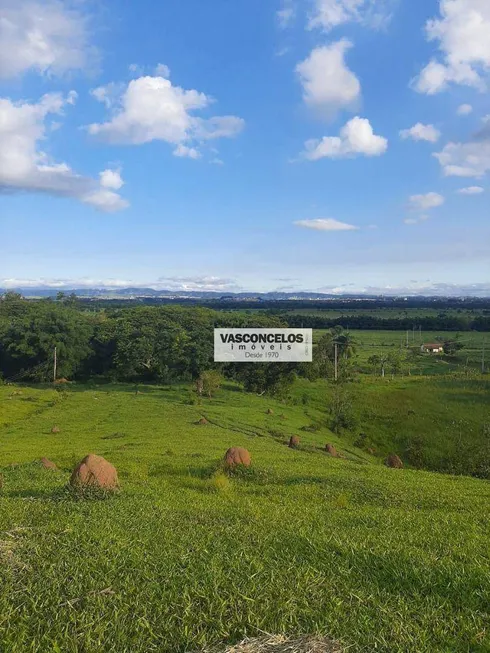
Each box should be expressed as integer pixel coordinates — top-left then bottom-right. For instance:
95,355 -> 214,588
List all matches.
0,528 -> 31,572
200,634 -> 343,652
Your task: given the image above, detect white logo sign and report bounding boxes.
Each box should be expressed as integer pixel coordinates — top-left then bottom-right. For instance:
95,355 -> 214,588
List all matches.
214,329 -> 313,362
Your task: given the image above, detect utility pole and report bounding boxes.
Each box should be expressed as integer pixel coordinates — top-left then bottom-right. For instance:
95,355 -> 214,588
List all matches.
334,342 -> 338,382
53,346 -> 57,383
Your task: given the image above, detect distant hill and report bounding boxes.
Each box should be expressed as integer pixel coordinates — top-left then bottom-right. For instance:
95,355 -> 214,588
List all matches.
2,286 -> 489,301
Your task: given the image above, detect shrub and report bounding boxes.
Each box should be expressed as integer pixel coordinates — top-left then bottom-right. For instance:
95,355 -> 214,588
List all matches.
208,472 -> 232,493
330,387 -> 357,434
200,370 -> 223,398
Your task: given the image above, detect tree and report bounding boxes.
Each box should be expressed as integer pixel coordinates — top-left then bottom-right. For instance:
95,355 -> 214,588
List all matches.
387,352 -> 403,378
330,386 -> 357,434
236,363 -> 296,397
0,303 -> 93,381
334,330 -> 357,360
442,335 -> 465,355
200,370 -> 223,398
367,353 -> 391,378
308,327 -> 356,381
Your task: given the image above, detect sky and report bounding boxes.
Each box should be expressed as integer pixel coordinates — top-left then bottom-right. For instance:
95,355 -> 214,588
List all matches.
0,0 -> 489,296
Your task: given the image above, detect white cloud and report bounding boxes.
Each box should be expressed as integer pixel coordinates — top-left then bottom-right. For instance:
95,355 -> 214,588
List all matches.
404,213 -> 430,225
409,192 -> 445,210
457,185 -> 484,194
294,218 -> 359,231
155,63 -> 171,78
90,83 -> 125,109
434,139 -> 490,177
400,123 -> 441,142
129,63 -> 143,75
0,0 -> 94,79
88,75 -> 244,152
156,276 -> 241,291
100,169 -> 124,190
277,0 -> 296,28
308,0 -> 394,31
0,278 -> 134,290
67,90 -> 78,106
301,116 -> 388,160
457,103 -> 473,115
413,0 -> 490,94
0,93 -> 128,212
296,40 -> 361,117
0,276 -> 243,293
81,189 -> 128,212
315,281 -> 490,297
173,144 -> 201,159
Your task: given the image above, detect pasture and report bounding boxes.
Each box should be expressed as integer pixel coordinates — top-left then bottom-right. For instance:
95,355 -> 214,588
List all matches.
1,379 -> 489,652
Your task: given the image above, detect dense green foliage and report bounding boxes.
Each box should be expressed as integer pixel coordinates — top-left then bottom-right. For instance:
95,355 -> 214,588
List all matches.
0,295 -> 289,389
1,381 -> 489,652
282,311 -> 490,331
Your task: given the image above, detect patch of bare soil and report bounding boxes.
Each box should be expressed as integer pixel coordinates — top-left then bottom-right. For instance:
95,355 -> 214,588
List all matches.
198,635 -> 344,652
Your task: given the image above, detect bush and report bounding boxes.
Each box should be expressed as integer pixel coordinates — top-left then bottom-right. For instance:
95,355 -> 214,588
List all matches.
330,387 -> 357,434
199,370 -> 223,398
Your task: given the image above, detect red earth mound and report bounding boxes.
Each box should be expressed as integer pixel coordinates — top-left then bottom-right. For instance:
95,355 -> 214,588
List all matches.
70,454 -> 119,490
40,457 -> 58,470
289,435 -> 300,448
385,454 -> 403,469
224,447 -> 251,468
325,444 -> 338,457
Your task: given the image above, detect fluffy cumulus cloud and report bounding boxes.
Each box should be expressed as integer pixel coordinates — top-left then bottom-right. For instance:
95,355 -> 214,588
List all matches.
88,74 -> 244,158
400,123 -> 441,142
413,0 -> 490,94
457,185 -> 484,194
0,0 -> 94,78
434,134 -> 490,177
100,169 -> 124,190
457,103 -> 473,115
296,41 -> 360,118
302,116 -> 388,160
307,0 -> 395,31
0,92 -> 128,211
294,218 -> 359,231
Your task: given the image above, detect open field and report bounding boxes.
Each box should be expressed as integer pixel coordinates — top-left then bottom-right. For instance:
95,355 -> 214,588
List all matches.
1,380 -> 489,652
313,329 -> 488,375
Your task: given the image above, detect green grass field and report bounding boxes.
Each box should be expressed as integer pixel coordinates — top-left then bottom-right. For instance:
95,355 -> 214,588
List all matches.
313,329 -> 488,375
1,379 -> 489,652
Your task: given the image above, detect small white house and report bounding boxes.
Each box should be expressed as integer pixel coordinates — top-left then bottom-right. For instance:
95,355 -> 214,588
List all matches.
421,343 -> 444,354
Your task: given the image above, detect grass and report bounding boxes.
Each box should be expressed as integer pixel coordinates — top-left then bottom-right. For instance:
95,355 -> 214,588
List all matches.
313,329 -> 488,375
0,381 -> 489,652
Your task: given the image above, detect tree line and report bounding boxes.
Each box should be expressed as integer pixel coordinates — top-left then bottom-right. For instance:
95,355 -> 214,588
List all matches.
0,293 -> 307,392
280,313 -> 490,332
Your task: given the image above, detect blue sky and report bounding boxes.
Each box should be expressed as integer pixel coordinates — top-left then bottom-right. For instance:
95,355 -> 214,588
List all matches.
1,0 -> 489,295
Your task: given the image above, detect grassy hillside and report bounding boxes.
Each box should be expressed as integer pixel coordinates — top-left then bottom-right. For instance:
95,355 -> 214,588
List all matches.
1,382 -> 489,652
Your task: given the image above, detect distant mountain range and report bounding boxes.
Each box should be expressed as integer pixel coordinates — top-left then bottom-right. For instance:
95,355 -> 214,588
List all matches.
2,287 -> 488,301
2,287 -> 365,300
